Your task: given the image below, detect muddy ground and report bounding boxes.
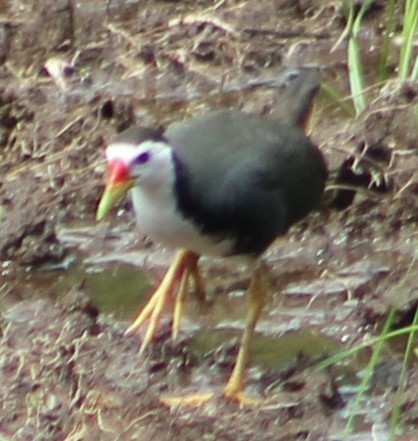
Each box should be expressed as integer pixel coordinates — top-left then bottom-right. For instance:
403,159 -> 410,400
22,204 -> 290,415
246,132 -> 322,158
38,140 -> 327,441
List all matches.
1,0 -> 418,440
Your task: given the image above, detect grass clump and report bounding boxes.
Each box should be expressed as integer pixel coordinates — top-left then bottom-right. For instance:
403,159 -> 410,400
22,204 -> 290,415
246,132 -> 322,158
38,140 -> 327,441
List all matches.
336,0 -> 418,116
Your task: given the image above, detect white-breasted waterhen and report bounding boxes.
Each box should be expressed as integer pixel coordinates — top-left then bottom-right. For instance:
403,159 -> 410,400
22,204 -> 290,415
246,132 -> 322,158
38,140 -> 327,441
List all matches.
96,68 -> 328,405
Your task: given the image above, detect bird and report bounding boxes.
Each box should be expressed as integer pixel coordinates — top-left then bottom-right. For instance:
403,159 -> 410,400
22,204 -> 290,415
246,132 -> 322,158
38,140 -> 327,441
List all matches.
96,67 -> 328,406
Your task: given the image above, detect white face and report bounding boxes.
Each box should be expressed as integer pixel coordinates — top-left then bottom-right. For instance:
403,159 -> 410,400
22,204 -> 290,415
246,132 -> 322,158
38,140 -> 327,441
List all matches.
106,137 -> 233,256
106,140 -> 174,189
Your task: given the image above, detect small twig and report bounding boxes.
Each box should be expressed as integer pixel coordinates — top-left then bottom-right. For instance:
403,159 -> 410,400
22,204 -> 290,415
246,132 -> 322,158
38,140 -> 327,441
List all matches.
169,13 -> 239,38
104,23 -> 137,46
243,28 -> 329,39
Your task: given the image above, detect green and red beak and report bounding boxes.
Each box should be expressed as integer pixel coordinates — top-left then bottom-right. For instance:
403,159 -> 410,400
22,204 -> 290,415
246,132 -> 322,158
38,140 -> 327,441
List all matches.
96,159 -> 134,221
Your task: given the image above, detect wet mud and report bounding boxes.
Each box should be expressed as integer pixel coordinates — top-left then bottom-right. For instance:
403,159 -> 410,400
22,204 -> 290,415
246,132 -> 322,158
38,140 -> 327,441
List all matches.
1,1 -> 418,440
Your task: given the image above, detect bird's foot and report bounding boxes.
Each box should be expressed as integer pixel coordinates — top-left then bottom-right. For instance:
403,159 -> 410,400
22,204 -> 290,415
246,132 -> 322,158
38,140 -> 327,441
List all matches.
160,391 -> 215,407
224,390 -> 262,406
125,282 -> 170,353
124,250 -> 201,351
160,389 -> 261,407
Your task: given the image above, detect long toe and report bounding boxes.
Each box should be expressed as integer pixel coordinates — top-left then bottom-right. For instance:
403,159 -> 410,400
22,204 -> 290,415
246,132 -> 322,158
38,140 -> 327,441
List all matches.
160,389 -> 261,406
125,250 -> 200,350
160,392 -> 215,407
224,387 -> 262,405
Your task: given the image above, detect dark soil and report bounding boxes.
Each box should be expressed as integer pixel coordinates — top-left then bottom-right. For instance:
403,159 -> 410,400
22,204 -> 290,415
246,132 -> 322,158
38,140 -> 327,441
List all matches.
1,1 -> 418,440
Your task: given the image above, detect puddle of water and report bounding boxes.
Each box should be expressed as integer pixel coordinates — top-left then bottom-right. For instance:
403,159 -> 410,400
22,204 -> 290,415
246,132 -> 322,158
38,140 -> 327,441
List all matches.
82,264 -> 152,316
3,261 -> 151,319
191,328 -> 343,370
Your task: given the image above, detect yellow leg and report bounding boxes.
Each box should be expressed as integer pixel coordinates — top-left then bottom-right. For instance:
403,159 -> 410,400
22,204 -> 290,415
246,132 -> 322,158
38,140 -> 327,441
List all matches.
125,250 -> 199,351
171,255 -> 206,339
172,267 -> 190,341
190,258 -> 206,303
223,262 -> 267,404
161,261 -> 268,407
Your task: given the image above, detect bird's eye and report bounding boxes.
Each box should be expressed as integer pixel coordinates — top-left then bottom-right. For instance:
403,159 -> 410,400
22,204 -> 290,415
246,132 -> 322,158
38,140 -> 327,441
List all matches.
134,151 -> 150,164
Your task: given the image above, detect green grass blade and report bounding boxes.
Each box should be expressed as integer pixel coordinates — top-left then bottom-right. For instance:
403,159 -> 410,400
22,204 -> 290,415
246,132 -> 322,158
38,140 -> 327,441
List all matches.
320,81 -> 356,116
411,54 -> 418,80
316,250 -> 418,437
331,1 -> 354,53
314,324 -> 418,371
347,0 -> 375,115
399,0 -> 418,78
379,0 -> 396,79
344,308 -> 396,433
389,306 -> 418,438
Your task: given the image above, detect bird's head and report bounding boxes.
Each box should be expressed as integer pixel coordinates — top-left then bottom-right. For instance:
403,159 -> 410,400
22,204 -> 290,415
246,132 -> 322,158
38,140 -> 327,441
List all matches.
96,127 -> 172,221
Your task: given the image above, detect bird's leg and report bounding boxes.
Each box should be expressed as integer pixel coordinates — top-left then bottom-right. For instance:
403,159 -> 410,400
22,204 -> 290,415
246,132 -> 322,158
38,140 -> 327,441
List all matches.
125,250 -> 199,351
190,257 -> 206,303
161,261 -> 268,407
172,252 -> 207,339
223,261 -> 267,404
172,266 -> 190,341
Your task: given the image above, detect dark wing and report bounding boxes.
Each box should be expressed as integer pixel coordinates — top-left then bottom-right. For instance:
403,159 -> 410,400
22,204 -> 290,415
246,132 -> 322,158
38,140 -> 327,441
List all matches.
166,110 -> 327,256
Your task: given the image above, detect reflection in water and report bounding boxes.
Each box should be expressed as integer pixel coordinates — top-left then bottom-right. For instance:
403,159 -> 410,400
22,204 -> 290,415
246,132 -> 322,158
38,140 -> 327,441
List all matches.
3,262 -> 151,319
191,328 -> 343,369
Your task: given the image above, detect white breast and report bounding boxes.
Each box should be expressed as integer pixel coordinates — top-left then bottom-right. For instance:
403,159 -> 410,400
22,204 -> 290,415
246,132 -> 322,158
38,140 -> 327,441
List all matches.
116,138 -> 232,256
130,184 -> 232,257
